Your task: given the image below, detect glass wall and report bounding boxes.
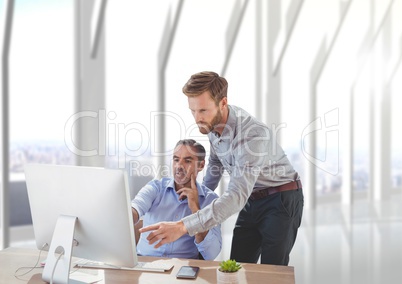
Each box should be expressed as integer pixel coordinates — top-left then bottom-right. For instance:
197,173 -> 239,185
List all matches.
9,0 -> 75,182
1,0 -> 401,245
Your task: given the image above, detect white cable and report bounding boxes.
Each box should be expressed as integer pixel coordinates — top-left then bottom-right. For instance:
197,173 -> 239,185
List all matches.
50,251 -> 65,284
14,243 -> 48,279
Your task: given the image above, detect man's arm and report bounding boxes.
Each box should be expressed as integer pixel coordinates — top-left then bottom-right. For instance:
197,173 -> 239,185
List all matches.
192,190 -> 222,260
140,175 -> 212,249
194,230 -> 208,244
131,180 -> 160,245
140,171 -> 255,247
132,208 -> 142,245
194,224 -> 221,260
139,221 -> 187,248
142,176 -> 221,257
142,137 -> 266,246
132,207 -> 140,224
178,175 -> 222,259
176,175 -> 208,244
140,170 -> 257,247
142,164 -> 260,246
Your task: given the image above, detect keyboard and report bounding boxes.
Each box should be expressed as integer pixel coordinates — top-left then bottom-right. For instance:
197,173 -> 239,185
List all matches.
122,261 -> 174,272
75,260 -> 174,273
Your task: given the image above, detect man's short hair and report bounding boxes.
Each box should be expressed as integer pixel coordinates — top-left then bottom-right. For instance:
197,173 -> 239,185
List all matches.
182,71 -> 228,105
175,139 -> 206,161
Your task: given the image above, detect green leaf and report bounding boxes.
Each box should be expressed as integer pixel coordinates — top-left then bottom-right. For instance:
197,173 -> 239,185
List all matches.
219,259 -> 242,272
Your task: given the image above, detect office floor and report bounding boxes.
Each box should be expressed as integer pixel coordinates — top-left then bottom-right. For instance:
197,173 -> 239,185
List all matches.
216,194 -> 402,284
11,194 -> 402,284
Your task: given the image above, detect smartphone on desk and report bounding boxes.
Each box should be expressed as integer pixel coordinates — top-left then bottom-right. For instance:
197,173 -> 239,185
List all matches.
176,265 -> 200,279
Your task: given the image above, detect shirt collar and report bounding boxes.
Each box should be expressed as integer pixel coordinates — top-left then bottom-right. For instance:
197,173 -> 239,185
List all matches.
210,105 -> 236,142
166,178 -> 205,197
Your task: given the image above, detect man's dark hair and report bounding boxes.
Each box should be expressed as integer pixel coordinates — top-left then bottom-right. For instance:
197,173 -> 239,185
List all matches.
175,139 -> 206,161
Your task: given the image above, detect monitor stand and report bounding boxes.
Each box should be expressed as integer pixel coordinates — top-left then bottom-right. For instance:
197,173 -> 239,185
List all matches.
42,215 -> 83,284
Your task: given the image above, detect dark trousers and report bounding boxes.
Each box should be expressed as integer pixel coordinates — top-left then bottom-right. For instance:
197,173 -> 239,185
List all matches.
230,188 -> 304,265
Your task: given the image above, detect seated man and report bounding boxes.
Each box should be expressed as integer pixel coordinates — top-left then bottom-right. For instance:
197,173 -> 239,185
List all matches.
131,139 -> 222,260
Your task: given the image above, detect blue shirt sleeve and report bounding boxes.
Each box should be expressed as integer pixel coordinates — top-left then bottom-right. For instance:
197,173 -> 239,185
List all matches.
194,223 -> 221,260
131,179 -> 160,217
193,189 -> 222,260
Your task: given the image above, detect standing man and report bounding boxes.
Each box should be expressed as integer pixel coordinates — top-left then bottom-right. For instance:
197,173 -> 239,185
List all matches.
141,71 -> 303,265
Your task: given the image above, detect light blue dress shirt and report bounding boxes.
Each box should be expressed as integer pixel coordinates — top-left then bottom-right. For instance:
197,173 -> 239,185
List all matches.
131,177 -> 222,260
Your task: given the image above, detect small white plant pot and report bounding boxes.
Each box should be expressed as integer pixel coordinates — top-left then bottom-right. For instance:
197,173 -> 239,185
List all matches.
217,268 -> 239,284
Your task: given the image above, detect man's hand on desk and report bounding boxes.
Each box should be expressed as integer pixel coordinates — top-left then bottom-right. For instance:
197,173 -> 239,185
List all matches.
140,221 -> 187,248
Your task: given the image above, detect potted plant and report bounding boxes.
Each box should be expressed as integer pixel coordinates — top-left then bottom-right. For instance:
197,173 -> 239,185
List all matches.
217,259 -> 242,284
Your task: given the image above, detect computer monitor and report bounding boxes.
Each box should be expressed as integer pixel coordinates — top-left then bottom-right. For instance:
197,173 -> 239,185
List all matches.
25,163 -> 137,284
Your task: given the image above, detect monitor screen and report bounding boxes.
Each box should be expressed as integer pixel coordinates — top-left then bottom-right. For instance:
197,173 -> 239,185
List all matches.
25,164 -> 137,282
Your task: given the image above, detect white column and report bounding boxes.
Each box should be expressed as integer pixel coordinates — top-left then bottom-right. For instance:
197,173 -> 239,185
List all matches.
372,4 -> 393,201
1,0 -> 15,250
340,206 -> 352,284
255,0 -> 264,122
74,0 -> 106,167
155,0 -> 183,178
221,0 -> 249,77
341,87 -> 353,205
266,1 -> 282,133
267,0 -> 304,131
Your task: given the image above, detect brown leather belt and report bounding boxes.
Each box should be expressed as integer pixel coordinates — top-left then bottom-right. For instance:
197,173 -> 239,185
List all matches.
249,180 -> 302,201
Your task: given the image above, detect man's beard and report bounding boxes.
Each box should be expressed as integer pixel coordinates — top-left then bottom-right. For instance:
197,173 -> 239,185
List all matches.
197,110 -> 223,134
